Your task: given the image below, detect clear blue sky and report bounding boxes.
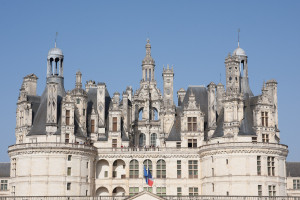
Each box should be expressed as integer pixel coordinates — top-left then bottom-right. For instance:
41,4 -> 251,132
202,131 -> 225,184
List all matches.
0,1 -> 299,162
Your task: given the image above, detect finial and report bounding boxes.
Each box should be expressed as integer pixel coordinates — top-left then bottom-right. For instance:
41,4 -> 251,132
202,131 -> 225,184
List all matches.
147,38 -> 150,44
238,28 -> 240,47
220,73 -> 222,83
167,64 -> 169,69
55,32 -> 58,48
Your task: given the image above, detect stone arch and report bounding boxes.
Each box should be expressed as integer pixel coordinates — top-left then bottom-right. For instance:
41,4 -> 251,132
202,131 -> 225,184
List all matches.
96,186 -> 109,196
112,186 -> 125,196
150,107 -> 159,120
138,107 -> 144,121
96,159 -> 109,179
112,159 -> 126,179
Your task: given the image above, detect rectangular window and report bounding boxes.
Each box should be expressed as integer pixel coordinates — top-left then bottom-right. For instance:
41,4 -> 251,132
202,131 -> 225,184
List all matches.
12,158 -> 16,177
0,180 -> 8,191
129,187 -> 139,196
177,160 -> 181,178
252,137 -> 257,143
189,187 -> 198,196
268,185 -> 276,196
267,156 -> 275,176
212,168 -> 214,177
143,187 -> 153,193
104,171 -> 108,178
156,187 -> 166,196
258,185 -> 262,196
67,182 -> 71,190
67,167 -> 71,176
86,162 -> 89,168
188,117 -> 197,131
76,99 -> 80,104
83,109 -> 85,116
67,155 -> 72,161
261,112 -> 269,127
257,156 -> 261,175
262,134 -> 269,143
212,183 -> 214,192
65,133 -> 69,143
66,110 -> 70,125
188,139 -> 197,148
188,160 -> 198,178
112,139 -> 117,148
86,175 -> 88,183
91,119 -> 95,133
113,117 -> 117,131
177,187 -> 182,196
293,179 -> 300,190
176,142 -> 181,148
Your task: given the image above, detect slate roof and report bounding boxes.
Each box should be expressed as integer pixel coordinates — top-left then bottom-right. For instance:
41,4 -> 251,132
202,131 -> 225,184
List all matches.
241,77 -> 254,99
238,96 -> 256,136
286,162 -> 300,177
212,109 -> 224,138
0,163 -> 10,177
166,107 -> 182,141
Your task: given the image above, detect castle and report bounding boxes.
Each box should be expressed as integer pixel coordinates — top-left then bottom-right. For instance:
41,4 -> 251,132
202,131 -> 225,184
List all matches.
1,39 -> 300,198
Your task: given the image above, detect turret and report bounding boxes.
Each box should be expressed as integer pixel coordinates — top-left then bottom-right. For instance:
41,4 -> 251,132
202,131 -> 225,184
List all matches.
142,39 -> 155,82
22,74 -> 38,96
177,88 -> 186,106
162,64 -> 174,106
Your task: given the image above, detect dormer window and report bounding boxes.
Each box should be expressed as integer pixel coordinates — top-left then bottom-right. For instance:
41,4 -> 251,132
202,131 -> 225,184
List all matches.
188,117 -> 197,132
261,112 -> 268,127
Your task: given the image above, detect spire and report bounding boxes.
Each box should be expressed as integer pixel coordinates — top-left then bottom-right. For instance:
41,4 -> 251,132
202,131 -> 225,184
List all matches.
146,38 -> 151,56
76,70 -> 82,89
55,32 -> 58,48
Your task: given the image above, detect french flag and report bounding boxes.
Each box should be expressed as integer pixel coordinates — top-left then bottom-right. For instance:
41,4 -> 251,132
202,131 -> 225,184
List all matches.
148,168 -> 154,186
144,166 -> 148,184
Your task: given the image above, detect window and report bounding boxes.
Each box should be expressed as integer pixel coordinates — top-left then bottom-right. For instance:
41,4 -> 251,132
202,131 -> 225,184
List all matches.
156,187 -> 166,196
189,187 -> 198,196
76,98 -> 80,104
67,182 -> 71,190
257,156 -> 261,175
226,159 -> 228,164
144,187 -> 153,193
83,109 -> 85,116
139,133 -> 146,147
188,160 -> 198,178
268,185 -> 276,196
188,117 -> 197,131
12,158 -> 16,177
86,175 -> 88,183
86,162 -> 89,168
188,139 -> 197,148
104,171 -> 108,178
112,139 -> 117,148
0,180 -> 8,191
157,160 -> 166,178
67,167 -> 71,176
65,133 -> 69,143
258,185 -> 262,196
86,190 -> 88,196
150,133 -> 157,146
176,142 -> 181,148
113,117 -> 117,131
252,137 -> 257,143
129,187 -> 139,196
212,168 -> 214,176
177,160 -> 181,178
129,160 -> 139,178
262,134 -> 269,143
91,119 -> 95,133
212,183 -> 214,192
261,112 -> 268,127
143,159 -> 152,174
267,157 -> 275,176
66,110 -> 70,125
177,187 -> 182,196
67,155 -> 72,161
293,180 -> 300,189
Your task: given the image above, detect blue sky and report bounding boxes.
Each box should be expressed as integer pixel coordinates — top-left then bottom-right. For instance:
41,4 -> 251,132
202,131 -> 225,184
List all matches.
0,1 -> 299,161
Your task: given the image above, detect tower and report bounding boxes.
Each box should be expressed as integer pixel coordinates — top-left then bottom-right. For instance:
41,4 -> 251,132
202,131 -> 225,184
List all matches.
162,64 -> 174,106
47,45 -> 64,78
141,39 -> 155,82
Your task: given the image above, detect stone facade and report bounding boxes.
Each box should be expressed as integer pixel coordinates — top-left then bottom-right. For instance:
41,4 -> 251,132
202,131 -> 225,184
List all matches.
6,39 -> 298,197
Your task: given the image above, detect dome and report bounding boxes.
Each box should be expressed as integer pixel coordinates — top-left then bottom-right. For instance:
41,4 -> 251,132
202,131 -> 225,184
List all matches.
233,47 -> 246,56
48,47 -> 63,56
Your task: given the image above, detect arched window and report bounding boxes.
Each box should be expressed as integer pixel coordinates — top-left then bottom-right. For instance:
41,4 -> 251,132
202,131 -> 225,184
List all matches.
150,108 -> 159,120
143,159 -> 152,174
157,159 -> 166,178
139,108 -> 144,121
150,133 -> 157,146
129,160 -> 139,178
139,133 -> 146,147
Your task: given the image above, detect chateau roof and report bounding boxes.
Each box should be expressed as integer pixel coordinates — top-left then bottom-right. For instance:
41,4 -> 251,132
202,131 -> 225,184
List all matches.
166,107 -> 182,141
286,162 -> 300,177
0,163 -> 10,177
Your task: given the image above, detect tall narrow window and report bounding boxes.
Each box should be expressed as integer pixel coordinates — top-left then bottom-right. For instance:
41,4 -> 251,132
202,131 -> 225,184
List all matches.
257,156 -> 261,175
66,110 -> 70,125
157,160 -> 166,178
112,139 -> 117,148
177,187 -> 182,196
129,160 -> 139,178
258,185 -> 262,196
139,133 -> 146,147
261,112 -> 269,127
262,134 -> 269,143
150,133 -> 157,146
143,159 -> 152,174
67,167 -> 71,176
67,182 -> 71,190
212,168 -> 214,176
267,157 -> 275,176
177,160 -> 181,178
91,120 -> 95,133
0,180 -> 8,191
212,183 -> 215,192
65,133 -> 69,143
67,155 -> 72,161
188,160 -> 198,178
113,117 -> 117,131
188,117 -> 197,131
